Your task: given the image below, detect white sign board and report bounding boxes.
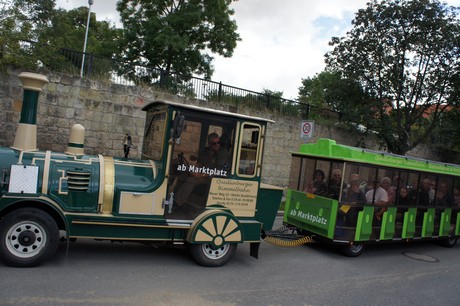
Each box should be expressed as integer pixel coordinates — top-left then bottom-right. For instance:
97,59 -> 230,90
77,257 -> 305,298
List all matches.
8,165 -> 39,194
300,120 -> 315,139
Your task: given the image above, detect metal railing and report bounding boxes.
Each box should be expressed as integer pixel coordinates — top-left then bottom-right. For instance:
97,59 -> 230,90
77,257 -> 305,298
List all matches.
57,48 -> 340,119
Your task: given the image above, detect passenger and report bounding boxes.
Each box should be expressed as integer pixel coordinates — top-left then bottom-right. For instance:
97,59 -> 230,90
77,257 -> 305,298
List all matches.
327,168 -> 346,199
454,187 -> 460,207
360,176 -> 375,194
417,178 -> 433,206
436,181 -> 453,207
341,180 -> 366,205
365,177 -> 388,222
381,177 -> 395,204
397,187 -> 411,206
429,179 -> 436,203
304,169 -> 327,196
396,186 -> 411,223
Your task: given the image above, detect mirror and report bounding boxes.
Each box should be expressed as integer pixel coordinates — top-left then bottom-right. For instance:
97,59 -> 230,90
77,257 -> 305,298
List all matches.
172,113 -> 185,139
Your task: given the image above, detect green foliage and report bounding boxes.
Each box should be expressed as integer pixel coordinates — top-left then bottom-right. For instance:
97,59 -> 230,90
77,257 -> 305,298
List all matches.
325,0 -> 460,155
116,0 -> 240,83
0,0 -> 120,76
431,107 -> 460,152
298,71 -> 370,122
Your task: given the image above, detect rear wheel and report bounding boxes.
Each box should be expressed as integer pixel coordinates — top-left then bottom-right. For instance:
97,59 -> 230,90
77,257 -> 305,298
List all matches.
438,236 -> 457,248
190,243 -> 237,267
0,208 -> 59,267
341,243 -> 364,257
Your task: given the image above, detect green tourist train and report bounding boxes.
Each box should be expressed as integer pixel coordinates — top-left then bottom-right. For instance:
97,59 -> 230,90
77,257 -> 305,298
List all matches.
284,138 -> 460,256
0,72 -> 282,267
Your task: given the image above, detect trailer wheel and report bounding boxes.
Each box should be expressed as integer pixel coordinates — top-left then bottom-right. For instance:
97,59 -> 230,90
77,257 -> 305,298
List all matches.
0,208 -> 59,267
190,243 -> 237,267
438,236 -> 457,248
341,243 -> 364,257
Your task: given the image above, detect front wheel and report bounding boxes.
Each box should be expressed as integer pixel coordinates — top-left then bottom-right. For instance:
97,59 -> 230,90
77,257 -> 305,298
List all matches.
340,243 -> 365,257
190,243 -> 237,267
0,208 -> 59,267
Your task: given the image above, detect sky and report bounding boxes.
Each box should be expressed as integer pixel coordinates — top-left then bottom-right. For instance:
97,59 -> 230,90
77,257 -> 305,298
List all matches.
56,0 -> 460,100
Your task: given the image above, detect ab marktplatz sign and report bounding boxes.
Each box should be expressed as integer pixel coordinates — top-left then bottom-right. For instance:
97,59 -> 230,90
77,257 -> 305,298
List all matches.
300,120 -> 315,139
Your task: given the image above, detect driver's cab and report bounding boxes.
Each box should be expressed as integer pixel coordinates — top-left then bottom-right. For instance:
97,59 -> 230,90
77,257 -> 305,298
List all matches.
142,101 -> 268,221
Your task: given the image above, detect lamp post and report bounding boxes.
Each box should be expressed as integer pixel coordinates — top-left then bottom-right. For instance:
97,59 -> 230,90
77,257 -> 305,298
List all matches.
80,0 -> 94,78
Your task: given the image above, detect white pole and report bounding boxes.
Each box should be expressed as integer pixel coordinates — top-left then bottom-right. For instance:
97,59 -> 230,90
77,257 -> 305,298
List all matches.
80,0 -> 94,78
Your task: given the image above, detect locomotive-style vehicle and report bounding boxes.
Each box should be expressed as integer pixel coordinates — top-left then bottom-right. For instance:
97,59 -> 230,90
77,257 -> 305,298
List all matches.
0,72 -> 282,267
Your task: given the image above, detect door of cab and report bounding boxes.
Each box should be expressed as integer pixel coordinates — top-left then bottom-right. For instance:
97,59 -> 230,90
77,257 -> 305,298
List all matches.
165,110 -> 235,220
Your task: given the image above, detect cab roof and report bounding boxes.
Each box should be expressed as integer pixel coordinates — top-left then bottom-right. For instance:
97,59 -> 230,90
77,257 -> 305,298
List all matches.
142,100 -> 275,124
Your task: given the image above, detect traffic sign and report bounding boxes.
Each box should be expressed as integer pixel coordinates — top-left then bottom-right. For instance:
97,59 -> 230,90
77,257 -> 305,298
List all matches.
300,120 -> 314,139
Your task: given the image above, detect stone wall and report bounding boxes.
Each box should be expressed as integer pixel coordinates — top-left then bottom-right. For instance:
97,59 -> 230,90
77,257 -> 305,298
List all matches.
0,68 -> 450,188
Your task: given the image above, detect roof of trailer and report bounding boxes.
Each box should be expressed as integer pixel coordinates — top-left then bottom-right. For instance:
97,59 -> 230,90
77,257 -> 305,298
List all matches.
291,138 -> 460,176
142,100 -> 275,123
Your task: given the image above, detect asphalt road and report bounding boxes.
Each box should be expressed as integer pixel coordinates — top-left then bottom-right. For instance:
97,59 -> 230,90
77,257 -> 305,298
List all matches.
1,216 -> 459,306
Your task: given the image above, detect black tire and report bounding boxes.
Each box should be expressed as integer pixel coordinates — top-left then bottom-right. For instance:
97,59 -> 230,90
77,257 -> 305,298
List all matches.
438,236 -> 458,248
0,208 -> 59,267
340,243 -> 365,257
190,243 -> 237,267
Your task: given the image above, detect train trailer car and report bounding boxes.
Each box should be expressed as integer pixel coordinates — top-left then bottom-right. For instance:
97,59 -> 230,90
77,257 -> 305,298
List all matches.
283,138 -> 460,256
0,72 -> 282,267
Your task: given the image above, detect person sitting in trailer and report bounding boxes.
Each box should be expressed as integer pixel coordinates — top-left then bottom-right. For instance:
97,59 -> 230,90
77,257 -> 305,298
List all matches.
304,169 -> 327,196
365,176 -> 388,223
340,179 -> 366,226
327,168 -> 346,200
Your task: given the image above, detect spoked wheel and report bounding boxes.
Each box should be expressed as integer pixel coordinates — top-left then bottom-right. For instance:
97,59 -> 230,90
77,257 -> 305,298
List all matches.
190,243 -> 237,267
0,208 -> 59,267
341,243 -> 365,257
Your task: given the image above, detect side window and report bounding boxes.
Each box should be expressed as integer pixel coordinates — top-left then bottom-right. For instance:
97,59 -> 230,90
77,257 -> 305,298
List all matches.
174,119 -> 202,169
237,123 -> 261,177
143,111 -> 167,160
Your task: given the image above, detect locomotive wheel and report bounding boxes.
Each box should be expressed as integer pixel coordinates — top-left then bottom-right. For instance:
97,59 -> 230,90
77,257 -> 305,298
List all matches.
341,243 -> 364,257
190,243 -> 237,267
0,208 -> 59,267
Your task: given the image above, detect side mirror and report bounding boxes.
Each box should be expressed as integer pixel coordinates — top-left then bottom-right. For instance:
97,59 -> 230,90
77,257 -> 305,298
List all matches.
172,113 -> 185,139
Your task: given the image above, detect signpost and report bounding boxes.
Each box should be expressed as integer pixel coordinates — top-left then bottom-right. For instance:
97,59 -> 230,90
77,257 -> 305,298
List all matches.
300,120 -> 315,139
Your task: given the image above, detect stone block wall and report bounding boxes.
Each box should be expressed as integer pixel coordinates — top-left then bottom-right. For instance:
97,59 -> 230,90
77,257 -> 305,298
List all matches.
0,68 -> 452,188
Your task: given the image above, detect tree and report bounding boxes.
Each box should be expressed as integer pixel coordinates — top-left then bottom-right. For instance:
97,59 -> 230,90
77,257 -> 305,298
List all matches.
0,0 -> 55,69
298,71 -> 367,122
325,0 -> 460,155
40,7 -> 121,75
116,0 -> 240,83
298,71 -> 369,122
0,0 -> 120,75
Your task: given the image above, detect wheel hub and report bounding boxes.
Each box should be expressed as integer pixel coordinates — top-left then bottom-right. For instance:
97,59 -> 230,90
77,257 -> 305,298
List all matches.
18,230 -> 37,246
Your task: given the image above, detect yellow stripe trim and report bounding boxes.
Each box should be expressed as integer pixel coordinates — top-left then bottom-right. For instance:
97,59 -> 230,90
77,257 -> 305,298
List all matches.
101,156 -> 115,214
72,220 -> 191,229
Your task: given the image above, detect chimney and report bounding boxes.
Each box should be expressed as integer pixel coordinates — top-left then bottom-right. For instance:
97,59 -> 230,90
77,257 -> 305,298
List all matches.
11,72 -> 49,151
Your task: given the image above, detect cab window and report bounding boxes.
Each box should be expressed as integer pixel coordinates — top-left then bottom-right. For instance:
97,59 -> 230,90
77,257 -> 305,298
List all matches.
237,123 -> 261,177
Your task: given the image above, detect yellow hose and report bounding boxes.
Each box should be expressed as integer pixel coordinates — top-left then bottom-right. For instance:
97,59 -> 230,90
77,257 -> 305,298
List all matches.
263,234 -> 313,247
